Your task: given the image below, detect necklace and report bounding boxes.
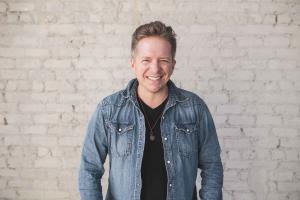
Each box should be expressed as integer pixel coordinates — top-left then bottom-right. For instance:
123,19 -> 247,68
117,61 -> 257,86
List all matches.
137,96 -> 166,142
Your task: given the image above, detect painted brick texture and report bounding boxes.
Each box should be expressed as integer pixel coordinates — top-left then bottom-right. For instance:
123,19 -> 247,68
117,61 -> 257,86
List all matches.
0,0 -> 300,199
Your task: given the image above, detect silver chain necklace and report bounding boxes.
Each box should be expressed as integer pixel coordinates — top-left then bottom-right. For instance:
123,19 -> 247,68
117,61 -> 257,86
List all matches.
137,96 -> 165,142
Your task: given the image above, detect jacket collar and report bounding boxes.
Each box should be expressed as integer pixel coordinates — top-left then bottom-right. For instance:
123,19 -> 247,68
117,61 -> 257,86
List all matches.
122,79 -> 189,107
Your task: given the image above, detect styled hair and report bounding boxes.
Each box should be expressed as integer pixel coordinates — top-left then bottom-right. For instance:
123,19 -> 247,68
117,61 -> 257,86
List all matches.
131,21 -> 177,59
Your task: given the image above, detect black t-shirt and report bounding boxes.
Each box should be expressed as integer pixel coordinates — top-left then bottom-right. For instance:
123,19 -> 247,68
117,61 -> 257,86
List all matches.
138,97 -> 168,200
138,97 -> 198,200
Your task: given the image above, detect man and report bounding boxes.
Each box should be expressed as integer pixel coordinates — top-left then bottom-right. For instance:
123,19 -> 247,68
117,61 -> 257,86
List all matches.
79,21 -> 223,200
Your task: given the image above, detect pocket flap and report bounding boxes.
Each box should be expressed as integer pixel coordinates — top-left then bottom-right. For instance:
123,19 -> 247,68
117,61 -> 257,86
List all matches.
106,121 -> 134,134
175,123 -> 196,134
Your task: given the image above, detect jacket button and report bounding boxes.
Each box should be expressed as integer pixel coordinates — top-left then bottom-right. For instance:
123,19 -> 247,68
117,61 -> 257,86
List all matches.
164,137 -> 167,141
167,160 -> 171,164
118,128 -> 122,132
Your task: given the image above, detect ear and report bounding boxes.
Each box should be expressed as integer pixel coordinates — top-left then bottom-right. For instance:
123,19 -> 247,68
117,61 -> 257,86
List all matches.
130,57 -> 136,73
171,59 -> 176,71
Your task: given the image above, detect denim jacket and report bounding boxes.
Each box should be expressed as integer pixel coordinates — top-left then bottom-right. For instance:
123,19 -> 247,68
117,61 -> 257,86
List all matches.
79,79 -> 223,200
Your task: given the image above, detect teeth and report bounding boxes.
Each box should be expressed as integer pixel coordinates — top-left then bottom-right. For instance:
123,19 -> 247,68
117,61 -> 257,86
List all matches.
148,76 -> 161,80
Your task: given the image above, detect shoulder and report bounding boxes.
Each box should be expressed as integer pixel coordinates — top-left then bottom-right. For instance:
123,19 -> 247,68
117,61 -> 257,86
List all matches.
175,87 -> 207,107
100,89 -> 128,107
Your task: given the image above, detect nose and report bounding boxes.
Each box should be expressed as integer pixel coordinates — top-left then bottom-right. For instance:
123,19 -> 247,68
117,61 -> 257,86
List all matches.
149,60 -> 161,73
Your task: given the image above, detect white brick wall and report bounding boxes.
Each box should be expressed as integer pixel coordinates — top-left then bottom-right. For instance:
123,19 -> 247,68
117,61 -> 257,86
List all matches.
0,0 -> 299,199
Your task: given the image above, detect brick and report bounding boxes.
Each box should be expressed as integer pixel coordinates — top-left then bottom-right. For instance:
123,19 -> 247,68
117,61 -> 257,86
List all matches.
50,47 -> 79,58
202,93 -> 229,104
218,128 -> 242,137
276,49 -> 300,59
278,162 -> 300,170
0,69 -> 27,80
225,139 -> 251,149
46,1 -> 64,12
81,69 -> 112,80
228,115 -> 255,126
233,192 -> 256,200
33,180 -> 58,189
38,147 -> 50,157
285,150 -> 299,161
256,137 -> 280,148
0,189 -> 17,199
17,190 -> 44,199
266,193 -> 290,200
291,34 -> 300,47
273,128 -> 298,137
224,181 -> 249,191
44,59 -> 71,69
271,149 -> 285,160
281,138 -> 300,148
4,114 -> 32,125
236,36 -> 263,47
9,3 -> 35,12
7,157 -> 34,168
224,81 -> 252,91
0,58 -> 15,69
58,137 -> 82,146
264,36 -> 290,47
224,170 -> 239,181
6,80 -> 31,91
256,115 -> 282,126
19,169 -> 47,179
33,114 -> 60,124
0,169 -> 19,177
278,182 -> 300,192
268,59 -> 297,69
55,70 -> 81,80
19,104 -> 45,112
31,136 -> 58,146
274,105 -> 299,115
0,179 -> 6,189
24,48 -> 50,58
283,117 -> 300,127
284,70 -> 300,81
46,104 -> 73,112
35,157 -> 61,168
231,70 -> 255,81
45,81 -> 75,92
62,157 -> 80,168
44,190 -> 69,199
0,103 -> 18,112
28,70 -> 55,81
0,2 -> 7,13
243,149 -> 257,160
4,136 -> 30,146
31,93 -> 58,103
8,179 -> 33,188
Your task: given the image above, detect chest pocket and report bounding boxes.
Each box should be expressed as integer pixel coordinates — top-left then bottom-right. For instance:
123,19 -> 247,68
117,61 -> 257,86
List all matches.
175,123 -> 197,157
106,121 -> 134,157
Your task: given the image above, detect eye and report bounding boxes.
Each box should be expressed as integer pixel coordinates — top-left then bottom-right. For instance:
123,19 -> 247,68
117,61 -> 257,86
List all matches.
142,59 -> 150,63
160,59 -> 170,63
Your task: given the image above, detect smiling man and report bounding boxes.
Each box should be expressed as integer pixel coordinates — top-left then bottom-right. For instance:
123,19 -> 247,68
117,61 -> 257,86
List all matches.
79,21 -> 223,200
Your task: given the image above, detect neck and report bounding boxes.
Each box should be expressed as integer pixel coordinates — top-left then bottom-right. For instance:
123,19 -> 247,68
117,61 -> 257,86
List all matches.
137,87 -> 168,109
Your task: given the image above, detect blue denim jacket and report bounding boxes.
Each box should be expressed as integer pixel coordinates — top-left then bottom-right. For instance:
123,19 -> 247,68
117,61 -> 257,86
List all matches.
79,79 -> 223,200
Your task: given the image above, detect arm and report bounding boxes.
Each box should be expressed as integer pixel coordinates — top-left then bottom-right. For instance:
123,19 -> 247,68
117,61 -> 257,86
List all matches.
79,103 -> 108,200
198,103 -> 223,200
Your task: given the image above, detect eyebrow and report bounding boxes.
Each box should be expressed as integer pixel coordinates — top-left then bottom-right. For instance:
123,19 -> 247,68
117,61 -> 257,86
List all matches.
141,57 -> 171,60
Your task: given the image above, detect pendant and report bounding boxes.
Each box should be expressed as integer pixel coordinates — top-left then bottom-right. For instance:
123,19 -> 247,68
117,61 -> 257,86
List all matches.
150,134 -> 155,141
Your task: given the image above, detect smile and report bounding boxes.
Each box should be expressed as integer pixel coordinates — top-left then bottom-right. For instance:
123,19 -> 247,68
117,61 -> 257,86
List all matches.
147,76 -> 162,81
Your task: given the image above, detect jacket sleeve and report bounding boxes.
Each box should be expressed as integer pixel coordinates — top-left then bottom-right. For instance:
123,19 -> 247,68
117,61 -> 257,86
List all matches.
79,103 -> 108,200
198,103 -> 223,200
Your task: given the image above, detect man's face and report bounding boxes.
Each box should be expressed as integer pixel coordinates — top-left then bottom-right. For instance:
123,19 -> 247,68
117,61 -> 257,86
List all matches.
131,36 -> 176,96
